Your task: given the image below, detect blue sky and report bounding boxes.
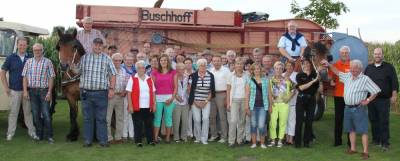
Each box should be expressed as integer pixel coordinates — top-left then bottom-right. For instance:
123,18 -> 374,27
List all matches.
1,0 -> 399,43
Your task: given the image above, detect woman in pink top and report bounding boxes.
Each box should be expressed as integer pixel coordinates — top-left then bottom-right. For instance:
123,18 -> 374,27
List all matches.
151,54 -> 177,143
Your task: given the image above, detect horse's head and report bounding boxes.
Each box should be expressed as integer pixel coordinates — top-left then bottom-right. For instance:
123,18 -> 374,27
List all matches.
56,28 -> 85,72
303,41 -> 333,81
304,42 -> 330,60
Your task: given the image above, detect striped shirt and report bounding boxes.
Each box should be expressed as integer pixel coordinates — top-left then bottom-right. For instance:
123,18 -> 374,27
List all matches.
339,72 -> 381,105
115,68 -> 130,93
21,57 -> 55,88
77,29 -> 106,54
175,75 -> 189,105
79,53 -> 117,90
189,72 -> 212,101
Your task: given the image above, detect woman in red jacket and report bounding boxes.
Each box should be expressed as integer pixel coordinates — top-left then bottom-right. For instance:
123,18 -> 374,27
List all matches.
126,60 -> 156,147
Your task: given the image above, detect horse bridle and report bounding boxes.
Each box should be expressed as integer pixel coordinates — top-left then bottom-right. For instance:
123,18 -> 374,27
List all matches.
59,48 -> 81,86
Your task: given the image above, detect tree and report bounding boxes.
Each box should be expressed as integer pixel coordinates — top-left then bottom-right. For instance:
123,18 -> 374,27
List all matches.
290,0 -> 349,29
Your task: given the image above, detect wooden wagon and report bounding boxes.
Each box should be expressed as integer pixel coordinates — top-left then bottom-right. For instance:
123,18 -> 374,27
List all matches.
75,4 -> 325,55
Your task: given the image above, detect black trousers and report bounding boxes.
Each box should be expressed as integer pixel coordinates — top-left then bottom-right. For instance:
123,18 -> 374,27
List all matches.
334,97 -> 350,146
295,94 -> 315,146
368,98 -> 390,146
132,108 -> 154,144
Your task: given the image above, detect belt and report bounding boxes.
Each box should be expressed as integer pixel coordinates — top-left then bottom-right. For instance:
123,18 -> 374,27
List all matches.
216,91 -> 226,93
298,93 -> 312,97
346,104 -> 360,108
291,56 -> 300,59
28,87 -> 48,91
83,89 -> 107,92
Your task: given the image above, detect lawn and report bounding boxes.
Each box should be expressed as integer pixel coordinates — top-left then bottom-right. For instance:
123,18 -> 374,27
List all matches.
0,99 -> 399,161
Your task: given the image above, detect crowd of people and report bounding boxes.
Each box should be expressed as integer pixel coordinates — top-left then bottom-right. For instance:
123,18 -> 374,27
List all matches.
1,17 -> 398,160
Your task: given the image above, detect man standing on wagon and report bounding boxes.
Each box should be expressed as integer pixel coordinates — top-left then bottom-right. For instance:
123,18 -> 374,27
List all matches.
77,16 -> 106,54
278,21 -> 307,70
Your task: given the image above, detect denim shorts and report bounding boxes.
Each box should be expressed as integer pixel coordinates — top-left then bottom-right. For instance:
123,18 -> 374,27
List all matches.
343,105 -> 368,134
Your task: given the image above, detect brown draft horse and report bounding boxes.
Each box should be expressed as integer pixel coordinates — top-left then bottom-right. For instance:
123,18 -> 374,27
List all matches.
56,28 -> 85,141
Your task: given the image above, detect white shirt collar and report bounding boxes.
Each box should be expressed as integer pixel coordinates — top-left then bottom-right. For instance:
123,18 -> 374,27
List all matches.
134,73 -> 149,80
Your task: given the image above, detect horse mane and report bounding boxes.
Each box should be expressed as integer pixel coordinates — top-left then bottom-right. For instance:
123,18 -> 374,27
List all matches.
73,40 -> 86,56
56,28 -> 86,56
304,41 -> 328,59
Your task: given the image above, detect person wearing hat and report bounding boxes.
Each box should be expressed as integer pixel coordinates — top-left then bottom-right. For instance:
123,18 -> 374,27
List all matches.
77,16 -> 106,54
80,38 -> 117,147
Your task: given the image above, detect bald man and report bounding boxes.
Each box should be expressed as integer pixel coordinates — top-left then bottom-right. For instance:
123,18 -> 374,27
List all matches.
364,48 -> 398,151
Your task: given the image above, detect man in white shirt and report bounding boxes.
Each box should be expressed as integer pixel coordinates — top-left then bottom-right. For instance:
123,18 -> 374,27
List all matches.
209,55 -> 231,143
277,21 -> 307,63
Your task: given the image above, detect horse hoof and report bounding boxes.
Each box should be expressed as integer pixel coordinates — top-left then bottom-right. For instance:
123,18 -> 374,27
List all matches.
66,137 -> 78,142
66,135 -> 79,142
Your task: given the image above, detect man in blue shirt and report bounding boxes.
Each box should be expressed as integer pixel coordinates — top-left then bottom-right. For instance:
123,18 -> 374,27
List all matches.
0,37 -> 38,141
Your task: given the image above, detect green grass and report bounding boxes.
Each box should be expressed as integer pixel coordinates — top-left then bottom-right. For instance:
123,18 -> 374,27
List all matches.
0,99 -> 399,161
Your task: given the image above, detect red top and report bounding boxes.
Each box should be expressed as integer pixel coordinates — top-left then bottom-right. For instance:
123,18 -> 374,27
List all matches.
131,76 -> 155,112
329,60 -> 350,97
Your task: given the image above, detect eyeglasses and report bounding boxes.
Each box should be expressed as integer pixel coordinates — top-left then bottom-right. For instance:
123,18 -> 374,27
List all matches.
113,59 -> 123,61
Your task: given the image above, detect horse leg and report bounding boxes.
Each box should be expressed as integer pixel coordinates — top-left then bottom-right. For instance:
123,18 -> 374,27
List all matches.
66,95 -> 80,142
50,87 -> 57,119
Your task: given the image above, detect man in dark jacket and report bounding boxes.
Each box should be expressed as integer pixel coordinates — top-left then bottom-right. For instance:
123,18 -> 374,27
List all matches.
364,47 -> 399,151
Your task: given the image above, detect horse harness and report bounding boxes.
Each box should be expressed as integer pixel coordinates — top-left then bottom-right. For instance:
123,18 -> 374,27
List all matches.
59,48 -> 81,86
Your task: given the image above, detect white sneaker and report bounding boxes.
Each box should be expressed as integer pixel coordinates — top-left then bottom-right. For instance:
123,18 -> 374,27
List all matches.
194,140 -> 200,143
250,144 -> 257,148
6,135 -> 13,141
267,140 -> 275,147
261,144 -> 267,149
201,141 -> 208,145
277,140 -> 283,148
30,133 -> 40,141
218,139 -> 226,143
208,136 -> 218,142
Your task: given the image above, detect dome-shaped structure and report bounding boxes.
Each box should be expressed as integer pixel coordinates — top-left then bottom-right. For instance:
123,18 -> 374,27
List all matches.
330,32 -> 368,69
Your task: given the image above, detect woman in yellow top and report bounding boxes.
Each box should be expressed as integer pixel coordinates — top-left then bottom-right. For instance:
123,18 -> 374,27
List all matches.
268,61 -> 295,148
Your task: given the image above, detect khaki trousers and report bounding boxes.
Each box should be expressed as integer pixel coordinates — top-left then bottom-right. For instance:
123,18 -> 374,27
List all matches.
210,92 -> 228,139
107,95 -> 124,141
7,90 -> 36,136
228,98 -> 246,144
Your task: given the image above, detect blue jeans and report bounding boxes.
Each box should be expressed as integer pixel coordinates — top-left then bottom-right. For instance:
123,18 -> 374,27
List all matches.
81,89 -> 108,144
29,88 -> 52,139
344,105 -> 368,134
250,107 -> 267,135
